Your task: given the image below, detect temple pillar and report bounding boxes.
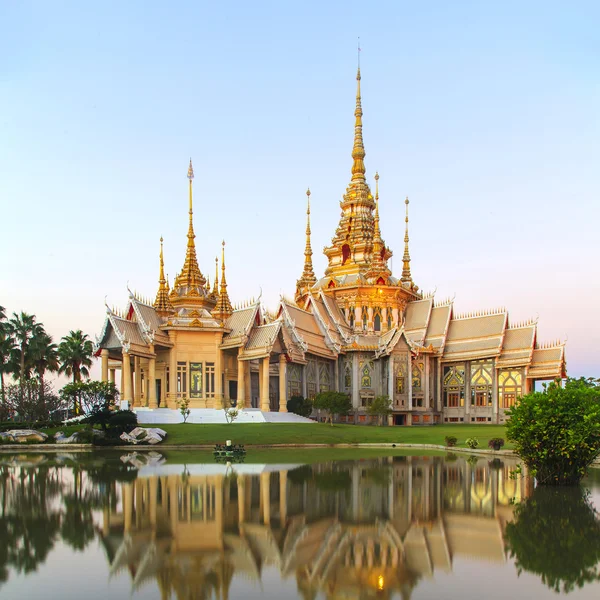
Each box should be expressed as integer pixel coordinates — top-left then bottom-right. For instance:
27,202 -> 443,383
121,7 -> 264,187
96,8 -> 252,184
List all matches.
424,356 -> 430,410
133,356 -> 142,407
148,346 -> 157,409
237,475 -> 247,523
407,355 -> 413,412
215,337 -> 224,408
279,471 -> 287,524
169,333 -> 178,408
355,306 -> 362,331
334,359 -> 340,392
382,307 -> 388,332
352,353 -> 360,409
260,357 -> 270,412
392,307 -> 399,327
367,305 -> 374,332
278,355 -> 287,412
493,366 -> 499,423
101,349 -> 109,382
388,355 -> 395,407
122,350 -> 132,405
261,472 -> 271,526
237,351 -> 246,409
109,368 -> 116,384
301,364 -> 308,399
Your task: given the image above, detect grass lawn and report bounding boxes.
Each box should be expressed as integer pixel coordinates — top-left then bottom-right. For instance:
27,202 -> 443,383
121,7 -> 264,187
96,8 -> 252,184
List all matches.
152,423 -> 510,449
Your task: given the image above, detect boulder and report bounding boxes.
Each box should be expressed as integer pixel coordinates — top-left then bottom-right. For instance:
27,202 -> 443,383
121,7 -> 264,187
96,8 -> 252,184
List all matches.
1,429 -> 48,443
120,427 -> 167,445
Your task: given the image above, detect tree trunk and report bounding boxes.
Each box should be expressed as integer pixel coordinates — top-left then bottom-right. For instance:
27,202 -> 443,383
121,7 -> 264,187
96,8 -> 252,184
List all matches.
19,347 -> 25,401
39,369 -> 45,418
0,372 -> 4,406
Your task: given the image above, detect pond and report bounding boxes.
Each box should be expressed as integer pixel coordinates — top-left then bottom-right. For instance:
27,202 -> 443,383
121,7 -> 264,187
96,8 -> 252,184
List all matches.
0,450 -> 599,599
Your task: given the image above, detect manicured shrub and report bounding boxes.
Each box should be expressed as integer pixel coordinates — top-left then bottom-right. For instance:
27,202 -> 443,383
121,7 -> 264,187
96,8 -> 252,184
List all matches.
506,378 -> 600,485
445,435 -> 457,447
488,437 -> 505,451
465,437 -> 479,449
287,396 -> 313,418
313,392 -> 352,426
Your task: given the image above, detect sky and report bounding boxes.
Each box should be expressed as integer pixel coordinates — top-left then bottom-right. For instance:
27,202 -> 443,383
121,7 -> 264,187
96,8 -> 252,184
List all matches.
0,0 -> 598,381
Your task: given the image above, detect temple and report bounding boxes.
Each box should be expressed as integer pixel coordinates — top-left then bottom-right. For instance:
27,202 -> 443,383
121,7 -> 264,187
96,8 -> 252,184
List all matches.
95,67 -> 566,425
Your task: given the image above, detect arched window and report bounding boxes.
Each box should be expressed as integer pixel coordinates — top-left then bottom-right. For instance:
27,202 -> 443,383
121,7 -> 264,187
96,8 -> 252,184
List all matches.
362,307 -> 368,330
374,314 -> 381,331
349,309 -> 355,328
342,244 -> 351,265
387,311 -> 392,329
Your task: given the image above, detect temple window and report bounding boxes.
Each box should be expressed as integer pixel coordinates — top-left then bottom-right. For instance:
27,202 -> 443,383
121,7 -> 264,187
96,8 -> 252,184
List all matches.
189,362 -> 202,398
359,355 -> 374,388
349,309 -> 355,328
412,360 -> 424,407
374,312 -> 381,332
362,307 -> 368,330
443,364 -> 465,408
470,359 -> 493,407
319,361 -> 331,393
177,361 -> 187,394
387,311 -> 392,329
343,359 -> 352,391
287,363 -> 302,398
307,360 -> 317,399
499,369 -> 523,408
166,367 -> 170,393
205,362 -> 215,398
342,244 -> 351,265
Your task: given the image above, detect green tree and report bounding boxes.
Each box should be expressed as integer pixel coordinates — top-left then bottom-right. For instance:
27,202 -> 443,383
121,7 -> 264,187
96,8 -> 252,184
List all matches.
29,330 -> 59,413
313,391 -> 352,426
367,395 -> 392,426
0,307 -> 15,406
287,395 -> 313,418
7,312 -> 37,394
506,378 -> 600,485
505,486 -> 600,593
58,330 -> 93,413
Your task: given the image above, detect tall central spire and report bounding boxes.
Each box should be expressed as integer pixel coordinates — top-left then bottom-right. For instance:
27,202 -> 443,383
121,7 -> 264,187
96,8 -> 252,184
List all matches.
401,197 -> 413,284
171,159 -> 207,299
351,67 -> 366,182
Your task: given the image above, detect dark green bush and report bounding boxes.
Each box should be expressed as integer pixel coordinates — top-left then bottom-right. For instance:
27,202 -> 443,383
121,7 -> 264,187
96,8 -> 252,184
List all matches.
313,391 -> 352,426
287,396 -> 313,418
506,378 -> 600,485
488,437 -> 505,451
445,435 -> 457,447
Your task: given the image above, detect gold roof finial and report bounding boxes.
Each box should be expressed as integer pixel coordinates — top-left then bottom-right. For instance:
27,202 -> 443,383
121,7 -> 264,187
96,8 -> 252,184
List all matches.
213,256 -> 219,295
351,60 -> 366,183
154,236 -> 174,316
401,196 -> 413,283
295,188 -> 317,303
373,172 -> 381,239
214,240 -> 233,318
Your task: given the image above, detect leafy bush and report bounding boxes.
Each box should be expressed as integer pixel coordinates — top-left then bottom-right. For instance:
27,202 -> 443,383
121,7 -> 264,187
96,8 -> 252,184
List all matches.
367,395 -> 392,426
287,396 -> 313,418
313,391 -> 352,426
505,486 -> 600,593
488,437 -> 505,451
465,437 -> 479,449
506,378 -> 600,485
178,397 -> 191,423
445,435 -> 457,447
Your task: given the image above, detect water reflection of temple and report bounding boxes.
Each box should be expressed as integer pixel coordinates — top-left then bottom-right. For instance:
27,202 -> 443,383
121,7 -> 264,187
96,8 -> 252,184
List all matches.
100,457 -> 530,599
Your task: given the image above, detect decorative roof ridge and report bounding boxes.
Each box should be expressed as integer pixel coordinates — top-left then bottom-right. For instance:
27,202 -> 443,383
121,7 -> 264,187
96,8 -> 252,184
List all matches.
452,307 -> 507,320
306,292 -> 341,353
535,339 -> 566,350
507,318 -> 538,330
279,298 -> 308,353
317,289 -> 354,343
433,294 -> 455,308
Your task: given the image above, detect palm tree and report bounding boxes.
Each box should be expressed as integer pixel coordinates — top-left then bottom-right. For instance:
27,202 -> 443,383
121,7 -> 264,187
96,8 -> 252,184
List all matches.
8,312 -> 37,396
29,330 -> 59,412
58,331 -> 94,413
0,307 -> 14,406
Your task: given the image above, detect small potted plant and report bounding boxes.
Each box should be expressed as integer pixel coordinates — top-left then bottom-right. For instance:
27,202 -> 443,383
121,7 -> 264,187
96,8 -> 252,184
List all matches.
488,437 -> 505,451
465,437 -> 479,449
445,435 -> 457,447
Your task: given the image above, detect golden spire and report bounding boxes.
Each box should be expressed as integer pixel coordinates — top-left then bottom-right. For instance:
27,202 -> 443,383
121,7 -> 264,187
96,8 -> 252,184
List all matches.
401,196 -> 413,283
172,158 -> 206,295
366,172 -> 389,281
351,66 -> 366,182
295,188 -> 317,304
154,236 -> 174,316
213,256 -> 219,295
214,240 -> 233,318
373,172 -> 381,243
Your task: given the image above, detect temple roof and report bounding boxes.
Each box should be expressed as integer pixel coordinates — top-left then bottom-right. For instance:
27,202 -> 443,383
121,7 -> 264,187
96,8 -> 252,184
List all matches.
442,312 -> 507,361
528,344 -> 566,379
404,297 -> 433,344
497,324 -> 536,369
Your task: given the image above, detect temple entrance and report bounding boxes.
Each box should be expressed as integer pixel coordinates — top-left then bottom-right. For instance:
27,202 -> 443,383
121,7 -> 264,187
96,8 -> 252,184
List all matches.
251,372 -> 259,408
394,414 -> 406,426
229,381 -> 238,406
155,380 -> 161,407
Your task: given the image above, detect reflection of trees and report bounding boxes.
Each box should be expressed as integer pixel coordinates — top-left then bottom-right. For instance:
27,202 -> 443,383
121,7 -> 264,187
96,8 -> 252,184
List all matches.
0,455 -> 139,588
505,486 -> 600,593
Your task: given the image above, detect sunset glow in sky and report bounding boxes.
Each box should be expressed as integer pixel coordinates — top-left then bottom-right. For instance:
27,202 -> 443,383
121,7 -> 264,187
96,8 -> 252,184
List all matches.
1,1 -> 598,380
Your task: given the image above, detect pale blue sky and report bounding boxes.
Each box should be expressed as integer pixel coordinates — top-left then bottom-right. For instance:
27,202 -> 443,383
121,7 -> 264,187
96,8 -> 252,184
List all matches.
0,0 -> 598,379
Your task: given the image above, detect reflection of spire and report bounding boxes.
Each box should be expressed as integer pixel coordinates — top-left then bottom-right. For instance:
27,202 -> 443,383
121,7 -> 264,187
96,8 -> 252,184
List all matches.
401,197 -> 412,284
351,67 -> 366,182
154,237 -> 174,316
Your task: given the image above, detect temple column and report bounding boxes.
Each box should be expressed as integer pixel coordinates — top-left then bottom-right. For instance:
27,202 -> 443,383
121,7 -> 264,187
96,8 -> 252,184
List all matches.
237,351 -> 246,409
334,359 -> 340,392
355,306 -> 362,331
260,357 -> 270,412
109,368 -> 116,384
392,307 -> 399,327
493,366 -> 499,423
101,349 -> 109,382
407,354 -> 413,425
261,472 -> 271,525
352,353 -> 360,410
367,305 -> 374,332
424,355 -> 430,410
279,471 -> 287,524
237,475 -> 246,523
301,364 -> 308,399
122,350 -> 132,405
148,346 -> 157,409
388,355 -> 395,407
215,337 -> 224,408
134,356 -> 142,407
169,333 -> 178,409
278,354 -> 287,412
382,307 -> 388,332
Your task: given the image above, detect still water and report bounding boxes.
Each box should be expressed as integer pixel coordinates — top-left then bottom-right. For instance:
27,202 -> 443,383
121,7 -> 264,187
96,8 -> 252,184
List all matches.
1,450 -> 600,599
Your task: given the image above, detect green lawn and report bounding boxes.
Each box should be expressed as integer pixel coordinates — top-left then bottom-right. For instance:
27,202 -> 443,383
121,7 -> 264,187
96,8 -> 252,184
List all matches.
151,423 -> 510,449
